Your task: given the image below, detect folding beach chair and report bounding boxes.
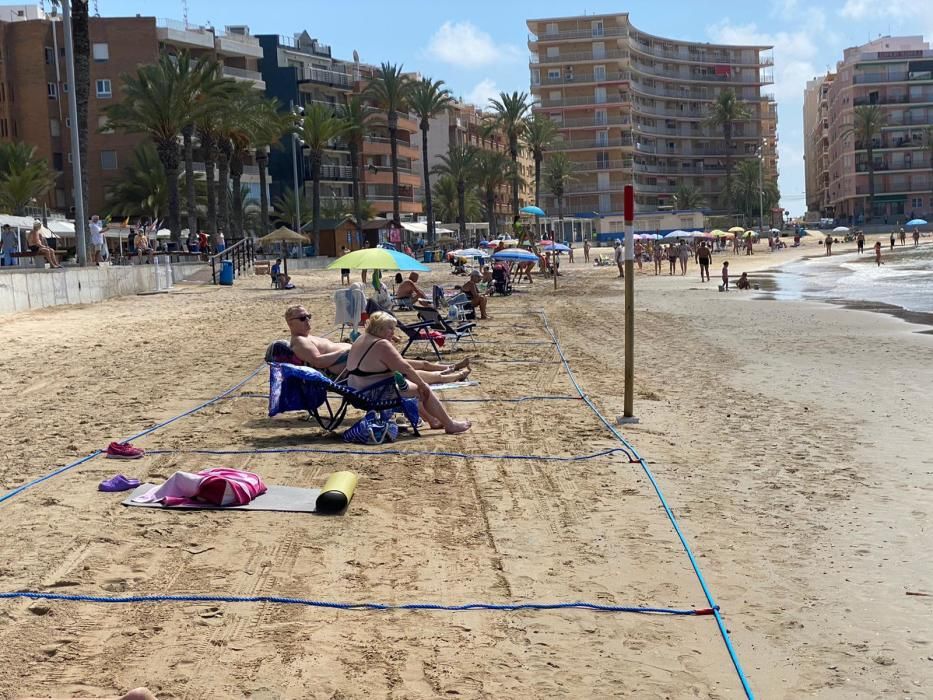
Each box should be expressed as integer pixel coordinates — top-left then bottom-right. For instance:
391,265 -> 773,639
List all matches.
268,363 -> 420,434
416,307 -> 477,350
334,286 -> 366,340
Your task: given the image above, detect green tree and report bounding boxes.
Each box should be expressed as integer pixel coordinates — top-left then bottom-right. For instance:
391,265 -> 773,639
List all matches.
226,90 -> 271,239
840,105 -> 888,222
524,113 -> 558,207
365,63 -> 411,223
730,159 -> 779,224
0,142 -> 56,215
473,150 -> 514,239
431,175 -> 480,224
339,96 -> 375,245
251,99 -> 292,236
230,184 -> 260,237
298,104 -> 349,254
105,54 -> 215,241
432,144 -> 479,239
673,184 -> 705,211
272,187 -> 312,230
544,153 -> 575,236
488,91 -> 532,218
408,77 -> 453,243
704,89 -> 751,209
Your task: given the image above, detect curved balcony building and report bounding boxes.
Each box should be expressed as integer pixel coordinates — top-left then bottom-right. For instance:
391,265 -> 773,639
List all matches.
528,13 -> 778,216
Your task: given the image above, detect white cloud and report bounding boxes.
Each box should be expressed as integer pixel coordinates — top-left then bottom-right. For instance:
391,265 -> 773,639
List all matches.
426,21 -> 522,68
840,0 -> 933,35
464,78 -> 499,109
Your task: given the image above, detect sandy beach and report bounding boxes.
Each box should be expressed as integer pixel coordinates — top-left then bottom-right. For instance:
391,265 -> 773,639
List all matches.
1,239 -> 931,699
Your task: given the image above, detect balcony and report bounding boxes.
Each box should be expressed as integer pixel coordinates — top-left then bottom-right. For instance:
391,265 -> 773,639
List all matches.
882,112 -> 933,126
854,71 -> 933,85
277,34 -> 331,58
632,103 -> 707,119
571,158 -> 633,172
538,70 -> 630,87
156,18 -> 214,50
855,161 -> 928,173
300,66 -> 353,89
634,161 -> 725,174
856,179 -> 932,194
853,95 -> 930,106
529,26 -> 628,43
564,181 -> 632,195
559,114 -> 632,128
855,135 -> 924,151
530,48 -> 629,65
628,41 -> 772,67
630,81 -> 722,101
362,136 -> 420,159
537,94 -> 630,109
319,164 -> 354,180
222,65 -> 265,89
552,136 -> 633,150
215,31 -> 263,59
630,61 -> 772,85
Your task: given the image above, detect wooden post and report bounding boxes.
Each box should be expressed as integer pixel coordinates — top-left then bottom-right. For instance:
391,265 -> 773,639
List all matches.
623,185 -> 635,419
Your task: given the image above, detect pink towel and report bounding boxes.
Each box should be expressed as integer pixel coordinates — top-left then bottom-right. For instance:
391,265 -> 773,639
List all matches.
131,468 -> 267,507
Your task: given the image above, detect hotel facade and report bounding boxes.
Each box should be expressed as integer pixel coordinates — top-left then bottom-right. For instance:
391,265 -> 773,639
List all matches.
526,12 -> 778,219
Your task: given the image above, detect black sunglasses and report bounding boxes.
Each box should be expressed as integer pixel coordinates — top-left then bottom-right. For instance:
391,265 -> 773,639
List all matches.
289,314 -> 310,322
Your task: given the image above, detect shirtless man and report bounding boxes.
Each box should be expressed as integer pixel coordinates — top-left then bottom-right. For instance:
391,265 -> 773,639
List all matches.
285,306 -> 470,383
395,272 -> 428,304
26,221 -> 62,268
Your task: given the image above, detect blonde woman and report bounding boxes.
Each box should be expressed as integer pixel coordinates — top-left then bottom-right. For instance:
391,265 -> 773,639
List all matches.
345,312 -> 471,434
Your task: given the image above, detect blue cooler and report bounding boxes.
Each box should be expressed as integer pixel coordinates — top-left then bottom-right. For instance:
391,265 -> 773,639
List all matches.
219,260 -> 234,285
423,251 -> 432,263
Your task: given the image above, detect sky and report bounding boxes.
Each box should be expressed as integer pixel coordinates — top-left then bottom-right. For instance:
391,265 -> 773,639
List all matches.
94,0 -> 933,216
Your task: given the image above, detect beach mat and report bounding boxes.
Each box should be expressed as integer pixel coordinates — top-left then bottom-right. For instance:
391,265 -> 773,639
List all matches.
122,484 -> 322,513
432,380 -> 479,391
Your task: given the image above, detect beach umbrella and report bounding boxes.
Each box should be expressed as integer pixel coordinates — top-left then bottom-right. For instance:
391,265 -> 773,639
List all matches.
905,219 -> 927,227
451,248 -> 486,258
259,226 -> 309,244
520,205 -> 546,216
728,226 -> 746,233
492,248 -> 537,263
542,243 -> 571,253
479,240 -> 494,248
327,248 -> 429,272
832,226 -> 850,233
664,230 -> 688,238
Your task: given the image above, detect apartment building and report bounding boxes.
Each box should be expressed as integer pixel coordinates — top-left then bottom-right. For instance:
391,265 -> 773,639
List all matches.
258,32 -> 423,221
818,36 -> 933,224
0,9 -> 159,216
422,99 -> 535,227
803,74 -> 834,217
527,12 -> 777,219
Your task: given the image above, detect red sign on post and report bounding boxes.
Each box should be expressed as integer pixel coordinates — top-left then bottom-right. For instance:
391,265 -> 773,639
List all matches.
624,185 -> 634,223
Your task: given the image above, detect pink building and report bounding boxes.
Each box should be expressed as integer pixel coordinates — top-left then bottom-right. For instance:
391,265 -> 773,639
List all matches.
824,36 -> 933,224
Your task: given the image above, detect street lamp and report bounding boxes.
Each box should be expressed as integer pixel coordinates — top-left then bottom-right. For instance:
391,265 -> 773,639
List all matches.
758,138 -> 767,234
60,0 -> 87,266
290,102 -> 305,236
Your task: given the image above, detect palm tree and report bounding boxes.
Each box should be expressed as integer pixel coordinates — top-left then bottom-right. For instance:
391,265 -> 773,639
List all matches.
473,150 -> 513,239
673,184 -> 705,211
524,113 -> 558,207
432,144 -> 478,239
704,89 -> 751,209
544,153 -> 575,238
841,105 -> 888,223
298,104 -> 348,253
230,184 -> 260,237
488,91 -> 532,218
431,175 -> 481,224
226,90 -> 269,239
408,77 -> 453,244
924,126 -> 933,213
105,54 -> 213,241
730,159 -> 779,224
365,63 -> 411,223
339,96 -> 374,245
272,187 -> 312,230
0,142 -> 56,215
251,99 -> 291,237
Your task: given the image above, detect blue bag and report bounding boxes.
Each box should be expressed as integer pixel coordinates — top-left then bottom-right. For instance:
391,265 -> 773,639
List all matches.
343,410 -> 399,445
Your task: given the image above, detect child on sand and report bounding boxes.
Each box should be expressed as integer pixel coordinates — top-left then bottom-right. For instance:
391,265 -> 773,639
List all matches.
736,271 -> 750,290
721,260 -> 730,291
874,240 -> 883,266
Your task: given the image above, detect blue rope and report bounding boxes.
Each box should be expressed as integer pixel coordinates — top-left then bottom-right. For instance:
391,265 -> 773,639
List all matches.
0,591 -> 712,616
0,364 -> 265,507
146,446 -> 631,463
538,311 -> 755,700
217,394 -> 582,404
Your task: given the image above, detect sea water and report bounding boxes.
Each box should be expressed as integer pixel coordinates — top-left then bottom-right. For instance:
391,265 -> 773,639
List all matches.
773,243 -> 933,313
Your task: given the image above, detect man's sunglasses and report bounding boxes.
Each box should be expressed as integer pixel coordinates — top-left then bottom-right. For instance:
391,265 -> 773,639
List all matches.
289,314 -> 310,322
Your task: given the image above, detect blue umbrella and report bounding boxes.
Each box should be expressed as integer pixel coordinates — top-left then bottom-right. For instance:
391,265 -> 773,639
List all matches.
905,219 -> 927,227
493,249 -> 538,263
520,205 -> 546,216
542,243 -> 571,253
451,248 -> 486,258
664,230 -> 689,238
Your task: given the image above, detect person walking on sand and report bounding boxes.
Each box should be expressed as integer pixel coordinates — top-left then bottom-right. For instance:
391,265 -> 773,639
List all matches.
745,235 -> 754,256
653,242 -> 663,275
856,231 -> 865,254
899,228 -> 906,246
721,260 -> 730,291
583,239 -> 590,263
678,240 -> 690,275
874,240 -> 883,266
634,241 -> 643,271
890,232 -> 896,251
696,241 -> 711,282
824,235 -> 833,256
566,241 -> 574,263
614,239 -> 624,278
913,229 -> 920,247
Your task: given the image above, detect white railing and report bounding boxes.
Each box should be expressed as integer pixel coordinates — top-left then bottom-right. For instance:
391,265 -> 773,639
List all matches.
222,65 -> 263,81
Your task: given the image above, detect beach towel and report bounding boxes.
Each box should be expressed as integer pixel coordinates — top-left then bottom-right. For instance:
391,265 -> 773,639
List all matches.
334,287 -> 366,333
130,468 -> 266,508
429,380 -> 480,391
124,484 -> 321,513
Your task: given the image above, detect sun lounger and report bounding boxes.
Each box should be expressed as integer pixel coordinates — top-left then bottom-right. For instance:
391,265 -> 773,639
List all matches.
415,307 -> 477,350
268,362 -> 420,434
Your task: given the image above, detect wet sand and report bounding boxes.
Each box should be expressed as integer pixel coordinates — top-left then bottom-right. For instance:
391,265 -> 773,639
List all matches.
0,241 -> 930,698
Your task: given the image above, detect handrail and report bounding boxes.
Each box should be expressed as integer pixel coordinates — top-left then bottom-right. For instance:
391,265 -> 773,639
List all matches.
209,238 -> 255,285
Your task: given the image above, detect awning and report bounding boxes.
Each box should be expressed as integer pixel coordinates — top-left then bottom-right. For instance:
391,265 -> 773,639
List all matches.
400,222 -> 455,235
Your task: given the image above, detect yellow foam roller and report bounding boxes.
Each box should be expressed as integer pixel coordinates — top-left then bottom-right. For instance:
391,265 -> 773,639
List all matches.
315,471 -> 358,514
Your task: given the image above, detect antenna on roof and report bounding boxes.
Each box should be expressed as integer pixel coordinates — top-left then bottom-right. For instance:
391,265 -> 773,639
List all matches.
182,0 -> 188,29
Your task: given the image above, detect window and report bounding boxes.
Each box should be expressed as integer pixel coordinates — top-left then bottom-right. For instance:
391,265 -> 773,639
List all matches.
596,151 -> 609,169
47,82 -> 57,99
92,43 -> 109,62
596,130 -> 609,147
595,109 -> 607,125
546,46 -> 559,58
52,152 -> 63,171
547,69 -> 560,80
545,22 -> 558,35
912,197 -> 923,208
96,79 -> 112,98
45,47 -> 54,65
100,150 -> 118,170
592,21 -> 604,37
50,119 -> 60,137
594,65 -> 606,81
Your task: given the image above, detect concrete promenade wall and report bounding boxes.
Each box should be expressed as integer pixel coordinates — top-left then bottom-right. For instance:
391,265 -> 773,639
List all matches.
0,260 -> 205,315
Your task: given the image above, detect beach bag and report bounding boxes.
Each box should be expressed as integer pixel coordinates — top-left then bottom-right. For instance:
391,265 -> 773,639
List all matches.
343,410 -> 399,445
196,468 -> 267,506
